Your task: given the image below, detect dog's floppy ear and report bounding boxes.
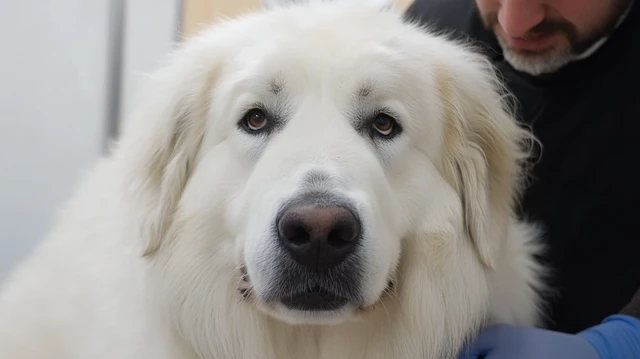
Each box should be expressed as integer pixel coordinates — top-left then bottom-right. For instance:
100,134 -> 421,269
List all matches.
117,36 -> 221,256
438,51 -> 534,269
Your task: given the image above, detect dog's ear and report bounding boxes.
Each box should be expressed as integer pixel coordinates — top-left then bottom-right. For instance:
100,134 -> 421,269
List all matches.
116,36 -> 222,257
437,51 -> 534,269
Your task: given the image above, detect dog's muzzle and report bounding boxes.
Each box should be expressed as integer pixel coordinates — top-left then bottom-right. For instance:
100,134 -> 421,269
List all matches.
271,192 -> 364,311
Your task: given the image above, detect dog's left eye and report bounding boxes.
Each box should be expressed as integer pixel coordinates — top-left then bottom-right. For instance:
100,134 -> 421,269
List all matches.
372,113 -> 397,136
244,109 -> 268,131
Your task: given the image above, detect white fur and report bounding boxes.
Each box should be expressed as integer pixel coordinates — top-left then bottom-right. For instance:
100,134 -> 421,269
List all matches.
0,1 -> 548,358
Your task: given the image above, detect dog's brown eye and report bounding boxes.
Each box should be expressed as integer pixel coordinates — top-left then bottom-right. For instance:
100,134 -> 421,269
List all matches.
245,109 -> 267,131
372,114 -> 396,136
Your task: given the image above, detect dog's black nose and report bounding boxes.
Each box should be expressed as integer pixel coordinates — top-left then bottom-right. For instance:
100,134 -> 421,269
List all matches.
277,203 -> 360,271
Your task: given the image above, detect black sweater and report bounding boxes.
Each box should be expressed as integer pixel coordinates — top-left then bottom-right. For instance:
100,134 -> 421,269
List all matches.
405,0 -> 640,334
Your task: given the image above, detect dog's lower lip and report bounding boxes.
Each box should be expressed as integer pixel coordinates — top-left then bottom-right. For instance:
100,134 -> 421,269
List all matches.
280,288 -> 348,311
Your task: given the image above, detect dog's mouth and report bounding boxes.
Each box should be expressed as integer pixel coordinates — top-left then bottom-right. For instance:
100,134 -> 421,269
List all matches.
238,265 -> 396,317
280,286 -> 349,311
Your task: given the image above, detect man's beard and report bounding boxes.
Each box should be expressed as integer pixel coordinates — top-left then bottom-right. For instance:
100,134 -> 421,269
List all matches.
496,34 -> 576,76
478,0 -> 633,75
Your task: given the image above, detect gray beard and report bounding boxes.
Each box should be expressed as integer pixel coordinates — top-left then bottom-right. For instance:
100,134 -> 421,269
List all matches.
496,36 -> 576,76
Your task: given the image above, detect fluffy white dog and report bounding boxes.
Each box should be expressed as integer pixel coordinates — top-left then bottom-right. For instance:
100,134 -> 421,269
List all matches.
0,0 -> 548,358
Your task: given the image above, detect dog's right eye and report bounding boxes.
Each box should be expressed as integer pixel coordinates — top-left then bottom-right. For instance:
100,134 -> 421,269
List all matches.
244,109 -> 268,131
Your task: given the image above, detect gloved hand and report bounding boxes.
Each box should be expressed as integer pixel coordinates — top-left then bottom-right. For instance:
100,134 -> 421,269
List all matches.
457,314 -> 640,359
457,324 -> 600,359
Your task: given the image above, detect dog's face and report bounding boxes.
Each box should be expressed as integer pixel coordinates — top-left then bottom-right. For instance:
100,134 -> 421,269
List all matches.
217,5 -> 457,325
218,9 -> 444,325
125,0 -> 531,330
226,43 -> 417,324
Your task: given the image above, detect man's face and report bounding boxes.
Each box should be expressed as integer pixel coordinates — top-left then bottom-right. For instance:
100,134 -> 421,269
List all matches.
475,0 -> 632,75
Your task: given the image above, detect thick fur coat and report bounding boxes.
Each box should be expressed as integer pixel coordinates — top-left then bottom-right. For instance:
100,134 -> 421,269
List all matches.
0,1 -> 547,358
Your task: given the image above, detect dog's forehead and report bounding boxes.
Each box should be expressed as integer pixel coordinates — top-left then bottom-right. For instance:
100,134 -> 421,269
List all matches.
220,14 -> 422,97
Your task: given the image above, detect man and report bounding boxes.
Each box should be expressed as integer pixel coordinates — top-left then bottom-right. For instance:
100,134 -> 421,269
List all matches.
404,0 -> 640,358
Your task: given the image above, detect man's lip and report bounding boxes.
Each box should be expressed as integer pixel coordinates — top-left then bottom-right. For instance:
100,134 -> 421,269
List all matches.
504,32 -> 558,52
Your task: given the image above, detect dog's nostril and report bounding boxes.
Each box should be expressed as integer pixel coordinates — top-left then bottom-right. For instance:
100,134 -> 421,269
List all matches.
281,222 -> 311,245
327,222 -> 357,247
277,203 -> 360,271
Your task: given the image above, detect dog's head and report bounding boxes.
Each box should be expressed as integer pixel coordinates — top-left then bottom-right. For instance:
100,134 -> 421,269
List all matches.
121,0 -> 533,329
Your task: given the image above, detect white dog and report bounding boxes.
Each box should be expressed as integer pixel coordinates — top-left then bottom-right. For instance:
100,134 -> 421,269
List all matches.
0,1 -> 548,358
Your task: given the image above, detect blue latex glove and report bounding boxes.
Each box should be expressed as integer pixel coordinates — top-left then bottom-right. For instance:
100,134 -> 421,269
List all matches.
458,314 -> 640,359
457,324 -> 600,359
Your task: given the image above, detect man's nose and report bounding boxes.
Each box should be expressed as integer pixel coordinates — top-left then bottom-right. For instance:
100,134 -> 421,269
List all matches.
498,0 -> 546,38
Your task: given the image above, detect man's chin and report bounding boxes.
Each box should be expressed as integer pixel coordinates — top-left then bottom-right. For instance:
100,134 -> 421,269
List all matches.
502,49 -> 574,75
496,37 -> 575,75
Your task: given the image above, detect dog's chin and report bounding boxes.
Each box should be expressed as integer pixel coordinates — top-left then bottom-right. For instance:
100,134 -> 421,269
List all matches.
247,284 -> 395,326
267,301 -> 357,326
245,286 -> 354,325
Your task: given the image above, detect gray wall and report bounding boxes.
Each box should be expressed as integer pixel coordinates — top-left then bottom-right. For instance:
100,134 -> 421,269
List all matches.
0,0 -> 182,282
